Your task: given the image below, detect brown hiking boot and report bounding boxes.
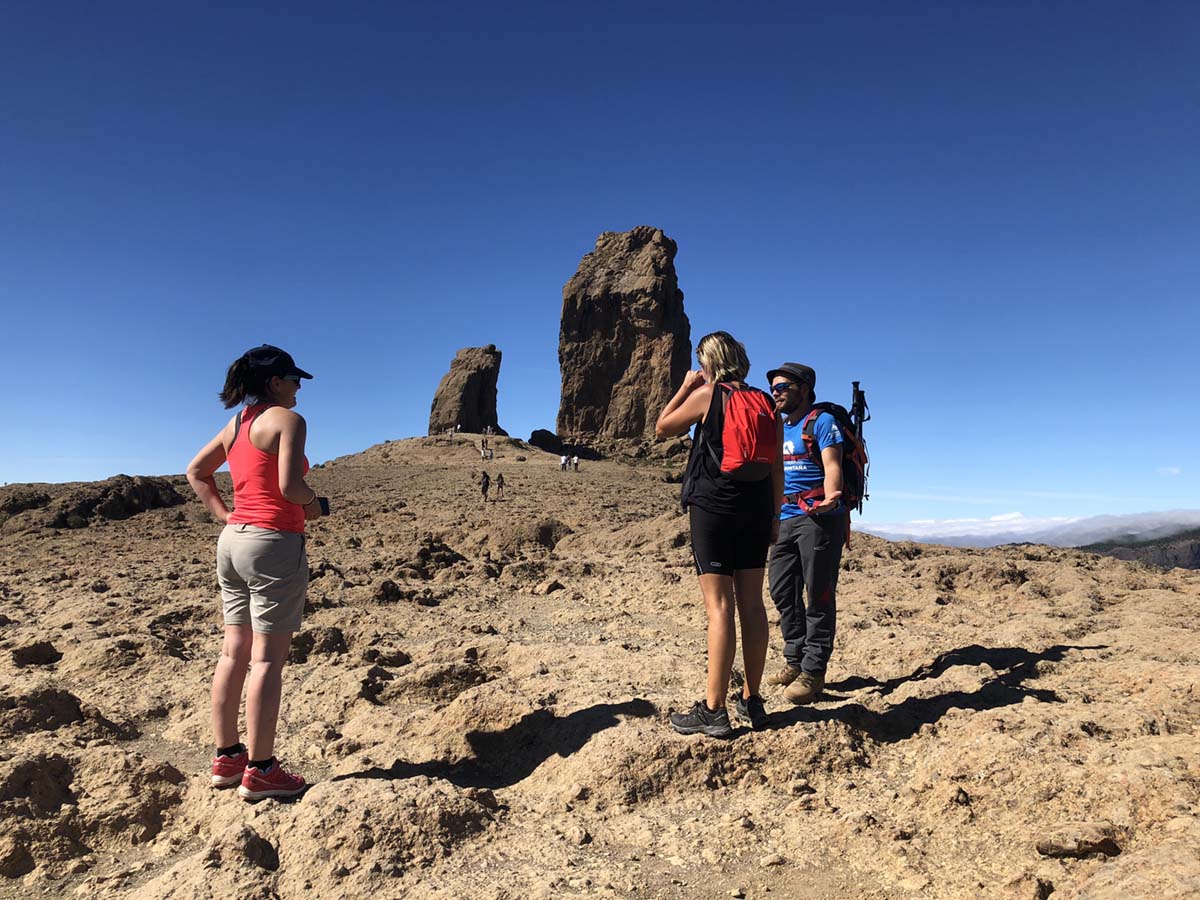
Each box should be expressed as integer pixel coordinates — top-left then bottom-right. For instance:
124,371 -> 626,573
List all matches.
764,664 -> 802,688
783,671 -> 825,705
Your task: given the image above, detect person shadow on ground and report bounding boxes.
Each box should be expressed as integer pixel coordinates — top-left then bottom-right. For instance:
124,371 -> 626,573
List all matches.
767,643 -> 1106,742
332,698 -> 656,790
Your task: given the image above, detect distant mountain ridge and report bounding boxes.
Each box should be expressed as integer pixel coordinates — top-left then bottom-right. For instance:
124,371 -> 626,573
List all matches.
859,509 -> 1200,551
1080,527 -> 1200,570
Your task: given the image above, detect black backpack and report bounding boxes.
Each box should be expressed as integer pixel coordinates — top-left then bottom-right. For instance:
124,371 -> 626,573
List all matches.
798,395 -> 869,514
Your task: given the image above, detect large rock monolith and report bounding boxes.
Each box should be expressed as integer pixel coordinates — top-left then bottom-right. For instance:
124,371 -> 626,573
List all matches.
557,226 -> 691,444
428,346 -> 506,435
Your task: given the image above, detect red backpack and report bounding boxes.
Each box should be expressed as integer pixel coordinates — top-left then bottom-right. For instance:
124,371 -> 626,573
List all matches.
706,383 -> 778,481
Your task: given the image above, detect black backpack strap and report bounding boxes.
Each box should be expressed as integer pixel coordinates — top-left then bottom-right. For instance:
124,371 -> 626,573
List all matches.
697,422 -> 722,471
698,384 -> 727,470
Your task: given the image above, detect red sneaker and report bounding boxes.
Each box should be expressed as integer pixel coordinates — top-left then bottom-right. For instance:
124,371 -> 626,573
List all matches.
238,761 -> 306,801
211,750 -> 249,788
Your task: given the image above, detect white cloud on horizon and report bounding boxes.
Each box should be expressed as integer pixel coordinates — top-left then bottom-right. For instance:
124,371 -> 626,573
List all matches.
859,512 -> 1082,544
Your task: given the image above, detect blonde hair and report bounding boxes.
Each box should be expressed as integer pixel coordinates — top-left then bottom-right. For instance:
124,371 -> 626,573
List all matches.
696,331 -> 751,383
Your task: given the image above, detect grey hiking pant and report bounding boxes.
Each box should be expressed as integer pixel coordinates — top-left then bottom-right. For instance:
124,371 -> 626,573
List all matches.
767,513 -> 846,675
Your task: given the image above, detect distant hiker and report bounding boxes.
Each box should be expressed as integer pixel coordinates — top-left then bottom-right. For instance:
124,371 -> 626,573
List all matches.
560,454 -> 568,472
456,423 -> 462,432
656,331 -> 782,736
495,472 -> 505,500
481,470 -> 491,502
763,362 -> 845,705
572,455 -> 579,472
186,344 -> 322,801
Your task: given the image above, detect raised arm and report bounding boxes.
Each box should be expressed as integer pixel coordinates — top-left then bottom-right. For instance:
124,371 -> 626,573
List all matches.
656,371 -> 712,439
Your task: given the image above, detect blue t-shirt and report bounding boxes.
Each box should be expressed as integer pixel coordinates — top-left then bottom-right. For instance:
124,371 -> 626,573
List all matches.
781,411 -> 843,520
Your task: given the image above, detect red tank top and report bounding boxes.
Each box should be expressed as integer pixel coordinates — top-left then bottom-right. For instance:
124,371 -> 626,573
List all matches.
226,404 -> 309,533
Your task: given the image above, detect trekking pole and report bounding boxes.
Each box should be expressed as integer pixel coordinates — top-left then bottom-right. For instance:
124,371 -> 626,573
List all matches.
850,381 -> 870,436
850,381 -> 870,513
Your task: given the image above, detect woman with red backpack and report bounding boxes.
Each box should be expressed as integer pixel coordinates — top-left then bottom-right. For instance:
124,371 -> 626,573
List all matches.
655,331 -> 784,736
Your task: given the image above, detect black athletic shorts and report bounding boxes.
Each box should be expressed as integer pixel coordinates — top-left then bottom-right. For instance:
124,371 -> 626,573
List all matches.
688,503 -> 772,576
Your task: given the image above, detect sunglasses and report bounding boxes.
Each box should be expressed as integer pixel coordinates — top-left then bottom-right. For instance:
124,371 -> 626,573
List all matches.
770,382 -> 797,395
282,374 -> 302,383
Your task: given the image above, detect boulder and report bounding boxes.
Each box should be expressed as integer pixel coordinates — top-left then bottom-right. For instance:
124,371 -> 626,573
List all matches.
1035,821 -> 1122,858
557,226 -> 691,444
528,429 -> 563,454
428,345 -> 507,435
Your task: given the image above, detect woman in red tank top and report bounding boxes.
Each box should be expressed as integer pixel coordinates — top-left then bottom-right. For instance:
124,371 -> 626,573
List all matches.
186,345 -> 324,800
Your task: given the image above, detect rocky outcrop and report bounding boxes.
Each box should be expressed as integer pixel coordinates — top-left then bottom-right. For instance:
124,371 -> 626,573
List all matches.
557,226 -> 691,444
1,476 -> 184,533
428,346 -> 506,436
528,429 -> 563,455
48,476 -> 184,529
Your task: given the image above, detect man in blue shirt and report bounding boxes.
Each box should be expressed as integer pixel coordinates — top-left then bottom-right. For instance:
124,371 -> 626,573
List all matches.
763,363 -> 847,704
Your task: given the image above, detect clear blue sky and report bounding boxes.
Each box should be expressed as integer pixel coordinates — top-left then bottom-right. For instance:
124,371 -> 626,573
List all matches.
2,2 -> 1197,525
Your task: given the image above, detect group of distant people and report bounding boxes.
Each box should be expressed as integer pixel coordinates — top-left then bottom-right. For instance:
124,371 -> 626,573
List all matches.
185,332 -> 846,799
445,423 -> 496,437
480,470 -> 504,502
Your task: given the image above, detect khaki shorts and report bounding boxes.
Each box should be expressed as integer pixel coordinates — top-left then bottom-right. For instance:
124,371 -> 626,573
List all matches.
217,524 -> 308,634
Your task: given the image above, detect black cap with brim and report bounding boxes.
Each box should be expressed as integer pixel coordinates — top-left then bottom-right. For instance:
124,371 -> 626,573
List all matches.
244,344 -> 313,379
766,362 -> 815,389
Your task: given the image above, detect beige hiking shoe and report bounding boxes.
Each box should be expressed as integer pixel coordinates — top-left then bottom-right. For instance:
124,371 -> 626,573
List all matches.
764,664 -> 802,688
783,671 -> 825,705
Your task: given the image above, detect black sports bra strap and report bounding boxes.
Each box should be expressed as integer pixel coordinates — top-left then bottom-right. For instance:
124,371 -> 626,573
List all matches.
230,403 -> 276,451
230,410 -> 244,449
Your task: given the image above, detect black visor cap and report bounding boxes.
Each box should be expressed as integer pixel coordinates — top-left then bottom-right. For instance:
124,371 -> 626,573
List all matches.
244,344 -> 313,380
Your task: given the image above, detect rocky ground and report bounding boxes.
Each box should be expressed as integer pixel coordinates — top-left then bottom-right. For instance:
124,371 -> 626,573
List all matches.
1,434 -> 1198,899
